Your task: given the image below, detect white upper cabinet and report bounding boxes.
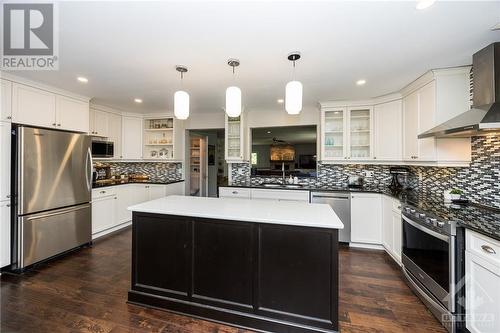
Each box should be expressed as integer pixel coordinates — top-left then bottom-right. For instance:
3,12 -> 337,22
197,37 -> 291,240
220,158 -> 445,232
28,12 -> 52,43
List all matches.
225,112 -> 247,162
11,82 -> 89,133
12,83 -> 56,128
321,107 -> 347,161
321,106 -> 372,161
89,108 -> 110,137
121,116 -> 143,159
55,95 -> 89,133
348,106 -> 373,160
401,67 -> 472,164
107,112 -> 122,158
1,79 -> 12,122
374,99 -> 402,161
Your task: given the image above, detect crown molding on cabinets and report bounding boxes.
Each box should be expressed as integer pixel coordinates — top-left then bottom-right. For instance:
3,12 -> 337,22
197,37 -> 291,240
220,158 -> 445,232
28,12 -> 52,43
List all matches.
318,92 -> 402,110
400,66 -> 472,97
89,103 -> 126,116
1,72 -> 90,102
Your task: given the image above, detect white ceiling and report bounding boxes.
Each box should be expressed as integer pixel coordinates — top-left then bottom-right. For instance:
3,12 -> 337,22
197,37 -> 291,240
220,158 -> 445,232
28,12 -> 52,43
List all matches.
6,1 -> 500,114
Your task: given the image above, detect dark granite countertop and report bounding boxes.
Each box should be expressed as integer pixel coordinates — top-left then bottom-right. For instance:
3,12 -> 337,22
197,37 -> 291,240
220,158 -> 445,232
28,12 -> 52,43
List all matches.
92,179 -> 184,189
221,183 -> 500,241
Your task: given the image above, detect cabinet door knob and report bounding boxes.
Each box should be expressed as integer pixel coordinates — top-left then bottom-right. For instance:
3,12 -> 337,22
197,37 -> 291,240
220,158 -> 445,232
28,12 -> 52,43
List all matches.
52,123 -> 56,126
100,190 -> 106,194
481,245 -> 496,254
232,191 -> 238,194
57,124 -> 61,127
6,195 -> 10,198
7,116 -> 11,119
373,156 -> 377,159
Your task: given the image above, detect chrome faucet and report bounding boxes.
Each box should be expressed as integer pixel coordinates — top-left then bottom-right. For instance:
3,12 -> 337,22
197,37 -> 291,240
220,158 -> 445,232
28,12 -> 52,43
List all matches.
281,162 -> 286,184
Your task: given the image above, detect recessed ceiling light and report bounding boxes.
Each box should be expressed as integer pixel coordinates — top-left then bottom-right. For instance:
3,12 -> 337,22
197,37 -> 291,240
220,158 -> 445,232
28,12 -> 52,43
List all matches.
77,76 -> 88,83
277,99 -> 284,104
416,0 -> 436,10
134,98 -> 143,103
267,131 -> 272,134
356,79 -> 366,86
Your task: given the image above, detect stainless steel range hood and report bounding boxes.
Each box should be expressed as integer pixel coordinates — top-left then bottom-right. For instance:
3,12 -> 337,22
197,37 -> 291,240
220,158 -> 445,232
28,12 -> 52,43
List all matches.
419,43 -> 500,138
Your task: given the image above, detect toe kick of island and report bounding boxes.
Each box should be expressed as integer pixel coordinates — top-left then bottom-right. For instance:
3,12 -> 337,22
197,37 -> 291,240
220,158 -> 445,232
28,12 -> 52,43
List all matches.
128,212 -> 339,333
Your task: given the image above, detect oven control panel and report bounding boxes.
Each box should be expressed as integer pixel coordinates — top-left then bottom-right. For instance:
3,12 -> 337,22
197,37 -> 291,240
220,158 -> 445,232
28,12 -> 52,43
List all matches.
402,204 -> 456,236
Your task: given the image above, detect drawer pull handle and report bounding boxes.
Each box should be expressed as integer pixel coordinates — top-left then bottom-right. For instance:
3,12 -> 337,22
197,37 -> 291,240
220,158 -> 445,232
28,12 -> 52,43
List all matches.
481,245 -> 496,254
100,190 -> 106,194
232,191 -> 238,194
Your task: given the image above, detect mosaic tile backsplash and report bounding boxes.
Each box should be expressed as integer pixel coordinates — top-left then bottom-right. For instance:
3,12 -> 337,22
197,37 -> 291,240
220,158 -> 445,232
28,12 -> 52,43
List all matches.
95,162 -> 183,182
231,135 -> 500,209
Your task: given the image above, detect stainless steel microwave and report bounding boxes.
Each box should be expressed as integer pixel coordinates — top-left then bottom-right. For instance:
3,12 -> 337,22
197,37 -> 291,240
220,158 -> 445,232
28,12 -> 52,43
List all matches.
91,140 -> 114,158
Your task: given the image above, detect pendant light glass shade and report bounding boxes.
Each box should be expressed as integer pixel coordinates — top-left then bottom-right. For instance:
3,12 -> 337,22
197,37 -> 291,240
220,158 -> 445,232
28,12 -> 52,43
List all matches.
174,90 -> 189,120
285,80 -> 303,115
225,86 -> 242,117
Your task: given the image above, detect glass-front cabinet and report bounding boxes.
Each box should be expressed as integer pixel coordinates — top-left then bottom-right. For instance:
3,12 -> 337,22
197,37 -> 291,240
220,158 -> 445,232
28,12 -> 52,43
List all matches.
225,112 -> 247,162
321,106 -> 373,161
321,107 -> 347,160
348,107 -> 373,160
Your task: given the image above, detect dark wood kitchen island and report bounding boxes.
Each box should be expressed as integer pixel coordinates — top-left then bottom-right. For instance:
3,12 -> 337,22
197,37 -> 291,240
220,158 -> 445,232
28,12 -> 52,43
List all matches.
127,195 -> 343,333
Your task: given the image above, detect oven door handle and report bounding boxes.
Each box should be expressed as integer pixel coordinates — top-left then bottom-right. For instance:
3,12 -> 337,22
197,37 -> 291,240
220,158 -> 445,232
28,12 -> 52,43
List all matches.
402,215 -> 450,242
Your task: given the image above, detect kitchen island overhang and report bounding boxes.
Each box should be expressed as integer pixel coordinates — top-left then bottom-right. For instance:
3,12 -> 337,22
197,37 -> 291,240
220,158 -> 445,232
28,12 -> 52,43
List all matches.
128,196 -> 343,333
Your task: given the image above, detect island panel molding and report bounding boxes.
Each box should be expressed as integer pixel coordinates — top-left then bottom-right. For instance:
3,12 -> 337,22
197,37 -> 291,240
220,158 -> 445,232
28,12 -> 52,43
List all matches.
128,210 -> 339,333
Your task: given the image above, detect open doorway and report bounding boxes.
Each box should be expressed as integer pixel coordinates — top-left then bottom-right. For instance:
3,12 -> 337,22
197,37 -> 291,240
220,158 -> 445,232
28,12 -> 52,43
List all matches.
187,129 -> 227,197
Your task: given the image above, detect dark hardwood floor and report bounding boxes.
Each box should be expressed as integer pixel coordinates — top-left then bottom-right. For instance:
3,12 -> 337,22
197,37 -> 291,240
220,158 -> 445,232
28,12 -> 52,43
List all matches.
1,228 -> 445,333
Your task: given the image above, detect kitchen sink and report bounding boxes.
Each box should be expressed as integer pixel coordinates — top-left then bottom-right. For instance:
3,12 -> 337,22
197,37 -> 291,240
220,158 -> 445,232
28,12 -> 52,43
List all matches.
284,184 -> 303,189
261,183 -> 282,188
260,183 -> 303,189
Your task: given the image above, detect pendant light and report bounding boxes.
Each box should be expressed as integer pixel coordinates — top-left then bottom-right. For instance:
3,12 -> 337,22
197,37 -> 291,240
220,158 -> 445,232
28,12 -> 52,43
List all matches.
174,65 -> 189,120
225,58 -> 242,117
285,52 -> 303,115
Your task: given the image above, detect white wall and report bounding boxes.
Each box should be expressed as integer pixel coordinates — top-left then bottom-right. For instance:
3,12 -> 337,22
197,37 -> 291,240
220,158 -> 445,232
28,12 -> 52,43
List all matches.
246,106 -> 319,128
185,112 -> 225,130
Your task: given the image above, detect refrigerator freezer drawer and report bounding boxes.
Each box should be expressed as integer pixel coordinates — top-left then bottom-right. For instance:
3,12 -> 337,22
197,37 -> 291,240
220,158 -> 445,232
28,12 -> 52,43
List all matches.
19,203 -> 91,268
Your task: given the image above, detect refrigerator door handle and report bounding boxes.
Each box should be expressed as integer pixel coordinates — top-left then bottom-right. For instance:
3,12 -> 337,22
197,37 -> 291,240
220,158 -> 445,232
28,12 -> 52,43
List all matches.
25,204 -> 90,221
86,146 -> 92,192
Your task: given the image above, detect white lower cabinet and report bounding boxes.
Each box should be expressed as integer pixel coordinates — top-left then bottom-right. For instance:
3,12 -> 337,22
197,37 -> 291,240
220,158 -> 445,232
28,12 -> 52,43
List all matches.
466,230 -> 500,333
219,187 -> 251,199
250,189 -> 309,202
1,200 -> 11,267
382,195 -> 402,263
91,192 -> 117,235
92,182 -> 185,239
0,122 -> 11,202
148,185 -> 167,200
351,193 -> 382,246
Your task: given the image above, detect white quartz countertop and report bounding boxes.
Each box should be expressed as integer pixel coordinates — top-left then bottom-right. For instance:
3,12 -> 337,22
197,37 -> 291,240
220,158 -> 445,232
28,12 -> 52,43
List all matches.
128,195 -> 344,229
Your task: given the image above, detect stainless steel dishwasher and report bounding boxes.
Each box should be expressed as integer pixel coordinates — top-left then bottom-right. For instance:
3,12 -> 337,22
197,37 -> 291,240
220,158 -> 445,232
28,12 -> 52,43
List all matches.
311,192 -> 351,243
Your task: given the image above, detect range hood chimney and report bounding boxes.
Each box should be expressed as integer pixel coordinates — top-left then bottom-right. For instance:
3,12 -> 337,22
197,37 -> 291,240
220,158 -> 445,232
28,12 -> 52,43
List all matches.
418,42 -> 500,138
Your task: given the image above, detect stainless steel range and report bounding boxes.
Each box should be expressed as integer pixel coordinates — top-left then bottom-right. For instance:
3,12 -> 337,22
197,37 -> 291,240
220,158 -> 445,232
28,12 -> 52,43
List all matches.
401,201 -> 464,333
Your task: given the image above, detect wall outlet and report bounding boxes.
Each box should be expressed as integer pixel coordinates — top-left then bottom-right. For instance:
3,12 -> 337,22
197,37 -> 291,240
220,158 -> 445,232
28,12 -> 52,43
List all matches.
364,170 -> 374,178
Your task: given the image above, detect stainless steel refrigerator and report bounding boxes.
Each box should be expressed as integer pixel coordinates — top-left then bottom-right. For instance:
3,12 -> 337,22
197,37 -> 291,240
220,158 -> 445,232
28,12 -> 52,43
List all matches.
12,125 -> 92,270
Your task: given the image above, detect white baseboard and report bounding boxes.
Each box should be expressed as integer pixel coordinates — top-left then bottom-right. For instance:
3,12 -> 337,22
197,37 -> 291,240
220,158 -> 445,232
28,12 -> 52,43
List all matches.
349,242 -> 385,250
92,221 -> 131,240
